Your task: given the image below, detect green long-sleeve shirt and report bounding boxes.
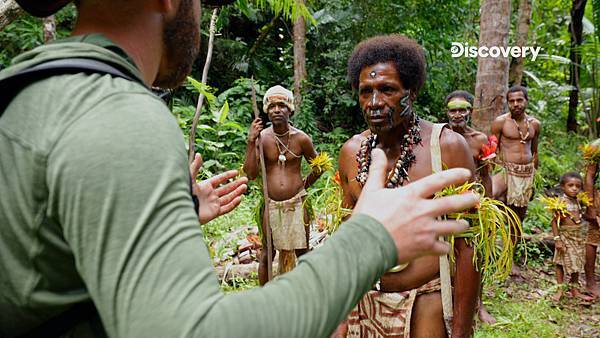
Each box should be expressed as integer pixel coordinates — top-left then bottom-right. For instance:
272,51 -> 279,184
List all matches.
0,35 -> 397,337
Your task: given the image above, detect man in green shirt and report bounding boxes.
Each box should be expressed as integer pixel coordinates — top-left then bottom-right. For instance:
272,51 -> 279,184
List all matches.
0,0 -> 477,336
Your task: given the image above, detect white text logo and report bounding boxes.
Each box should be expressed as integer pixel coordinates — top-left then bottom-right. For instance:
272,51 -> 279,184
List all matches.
450,42 -> 541,61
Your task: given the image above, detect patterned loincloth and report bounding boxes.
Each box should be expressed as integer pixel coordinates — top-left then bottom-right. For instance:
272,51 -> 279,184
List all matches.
553,224 -> 586,275
346,278 -> 441,338
500,161 -> 535,207
269,189 -> 307,250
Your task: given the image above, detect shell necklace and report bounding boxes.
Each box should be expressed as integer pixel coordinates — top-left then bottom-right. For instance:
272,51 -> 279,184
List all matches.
355,115 -> 422,188
273,130 -> 300,167
511,116 -> 530,144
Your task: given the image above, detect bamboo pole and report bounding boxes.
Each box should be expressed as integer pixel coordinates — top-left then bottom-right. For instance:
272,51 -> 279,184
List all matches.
188,8 -> 218,164
250,78 -> 273,281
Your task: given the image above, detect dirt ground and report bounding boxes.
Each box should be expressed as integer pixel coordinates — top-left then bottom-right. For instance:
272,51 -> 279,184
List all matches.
476,261 -> 599,338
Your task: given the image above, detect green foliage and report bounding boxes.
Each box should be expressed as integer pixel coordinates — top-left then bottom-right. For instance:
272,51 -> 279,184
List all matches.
238,0 -> 316,24
0,5 -> 76,67
475,282 -> 583,337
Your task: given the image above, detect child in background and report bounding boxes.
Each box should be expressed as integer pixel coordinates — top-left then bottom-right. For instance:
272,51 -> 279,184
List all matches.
551,172 -> 594,302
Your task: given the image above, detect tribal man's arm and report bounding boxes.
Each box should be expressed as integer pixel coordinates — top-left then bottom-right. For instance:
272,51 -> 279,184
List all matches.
490,118 -> 503,156
585,163 -> 597,220
301,134 -> 322,189
480,162 -> 493,198
531,120 -> 541,169
441,130 -> 479,337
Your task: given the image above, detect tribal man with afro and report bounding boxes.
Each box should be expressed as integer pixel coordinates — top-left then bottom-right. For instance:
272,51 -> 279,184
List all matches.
335,35 -> 480,338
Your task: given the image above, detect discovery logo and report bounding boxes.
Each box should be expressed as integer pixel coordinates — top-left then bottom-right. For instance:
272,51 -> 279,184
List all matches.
451,42 -> 542,61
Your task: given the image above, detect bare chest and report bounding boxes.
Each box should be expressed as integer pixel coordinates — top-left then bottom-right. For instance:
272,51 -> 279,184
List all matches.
501,118 -> 535,143
261,135 -> 303,167
348,140 -> 434,200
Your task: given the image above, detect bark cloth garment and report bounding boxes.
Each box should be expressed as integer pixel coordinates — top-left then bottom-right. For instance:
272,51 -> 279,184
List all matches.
499,160 -> 535,208
347,123 -> 453,338
347,279 -> 441,338
269,189 -> 308,250
553,194 -> 587,275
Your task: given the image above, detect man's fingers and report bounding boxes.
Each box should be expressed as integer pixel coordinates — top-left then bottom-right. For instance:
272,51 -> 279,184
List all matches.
208,170 -> 239,187
217,184 -> 248,205
190,153 -> 203,179
407,168 -> 472,198
361,148 -> 388,192
428,240 -> 452,256
429,219 -> 469,237
424,193 -> 479,217
215,177 -> 248,196
219,196 -> 243,216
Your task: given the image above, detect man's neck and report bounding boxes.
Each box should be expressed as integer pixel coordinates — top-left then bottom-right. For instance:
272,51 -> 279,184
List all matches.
72,7 -> 163,86
376,118 -> 413,150
510,111 -> 526,122
450,124 -> 467,135
272,123 -> 290,135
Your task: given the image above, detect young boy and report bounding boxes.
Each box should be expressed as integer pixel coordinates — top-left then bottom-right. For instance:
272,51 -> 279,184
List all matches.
551,172 -> 594,301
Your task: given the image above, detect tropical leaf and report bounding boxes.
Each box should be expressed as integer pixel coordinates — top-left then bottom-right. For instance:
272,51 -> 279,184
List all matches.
237,0 -> 316,24
187,76 -> 217,104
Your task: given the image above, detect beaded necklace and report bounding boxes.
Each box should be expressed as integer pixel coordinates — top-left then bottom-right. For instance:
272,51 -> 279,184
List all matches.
355,115 -> 422,188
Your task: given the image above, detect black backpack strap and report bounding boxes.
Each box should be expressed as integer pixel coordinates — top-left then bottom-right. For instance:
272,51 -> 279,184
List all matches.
0,57 -> 142,114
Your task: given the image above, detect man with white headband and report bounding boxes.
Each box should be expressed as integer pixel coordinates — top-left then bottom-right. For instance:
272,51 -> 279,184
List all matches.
243,85 -> 323,285
445,90 -> 497,325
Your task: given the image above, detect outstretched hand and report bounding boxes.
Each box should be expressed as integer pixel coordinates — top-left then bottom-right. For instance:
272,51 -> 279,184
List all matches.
353,148 -> 478,264
190,153 -> 249,224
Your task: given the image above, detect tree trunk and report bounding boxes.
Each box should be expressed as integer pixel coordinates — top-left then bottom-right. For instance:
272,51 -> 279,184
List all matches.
292,0 -> 307,116
567,0 -> 587,133
0,0 -> 24,31
43,15 -> 56,43
473,0 -> 511,135
508,0 -> 532,86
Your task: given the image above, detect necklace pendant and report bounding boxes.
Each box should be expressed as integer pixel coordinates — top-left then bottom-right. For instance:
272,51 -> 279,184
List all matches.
278,154 -> 287,163
520,140 -> 526,144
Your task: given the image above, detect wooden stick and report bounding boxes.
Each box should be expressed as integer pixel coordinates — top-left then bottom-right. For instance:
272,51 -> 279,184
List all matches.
188,8 -> 219,164
250,78 -> 273,281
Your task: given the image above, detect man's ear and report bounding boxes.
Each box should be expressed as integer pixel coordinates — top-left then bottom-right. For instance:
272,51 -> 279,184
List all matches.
158,0 -> 179,20
409,89 -> 417,101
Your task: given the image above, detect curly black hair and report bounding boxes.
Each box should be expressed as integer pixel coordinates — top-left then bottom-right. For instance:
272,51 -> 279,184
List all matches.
347,34 -> 426,95
560,172 -> 583,186
507,85 -> 529,101
445,90 -> 474,105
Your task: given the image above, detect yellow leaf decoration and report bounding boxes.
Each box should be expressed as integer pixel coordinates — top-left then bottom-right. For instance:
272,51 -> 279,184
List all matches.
579,139 -> 600,163
435,181 -> 522,281
539,196 -> 570,218
577,191 -> 592,207
309,152 -> 334,175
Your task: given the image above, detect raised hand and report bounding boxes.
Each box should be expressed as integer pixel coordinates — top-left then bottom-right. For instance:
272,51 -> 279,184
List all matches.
190,153 -> 249,224
248,117 -> 264,143
353,148 -> 478,264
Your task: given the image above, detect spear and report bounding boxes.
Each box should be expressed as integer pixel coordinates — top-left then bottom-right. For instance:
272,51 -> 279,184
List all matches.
250,77 -> 273,281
